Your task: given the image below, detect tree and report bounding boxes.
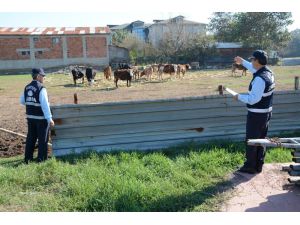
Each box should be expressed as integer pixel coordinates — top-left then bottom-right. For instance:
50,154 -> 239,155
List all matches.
207,12 -> 236,42
208,12 -> 293,51
156,18 -> 210,63
117,32 -> 158,64
112,30 -> 130,46
280,29 -> 300,57
183,34 -> 217,65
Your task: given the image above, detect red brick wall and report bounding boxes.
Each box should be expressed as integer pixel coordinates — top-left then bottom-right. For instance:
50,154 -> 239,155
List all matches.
67,36 -> 83,58
86,36 -> 107,58
0,37 -> 30,60
34,37 -> 63,59
0,35 -> 108,61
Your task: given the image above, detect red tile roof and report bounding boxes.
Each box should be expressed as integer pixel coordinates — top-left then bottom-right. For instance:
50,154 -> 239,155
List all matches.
0,27 -> 111,35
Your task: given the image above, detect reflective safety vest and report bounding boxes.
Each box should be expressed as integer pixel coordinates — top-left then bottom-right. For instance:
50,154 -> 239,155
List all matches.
24,80 -> 45,119
247,66 -> 275,113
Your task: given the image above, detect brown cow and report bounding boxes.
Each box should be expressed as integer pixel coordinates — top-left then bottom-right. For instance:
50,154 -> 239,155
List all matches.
232,63 -> 247,76
140,66 -> 153,81
177,64 -> 190,78
157,64 -> 177,80
163,64 -> 177,74
103,66 -> 112,80
114,69 -> 132,88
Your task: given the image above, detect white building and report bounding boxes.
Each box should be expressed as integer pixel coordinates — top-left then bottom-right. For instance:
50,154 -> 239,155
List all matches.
147,16 -> 207,48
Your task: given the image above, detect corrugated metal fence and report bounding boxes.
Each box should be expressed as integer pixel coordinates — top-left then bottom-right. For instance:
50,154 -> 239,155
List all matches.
51,90 -> 300,156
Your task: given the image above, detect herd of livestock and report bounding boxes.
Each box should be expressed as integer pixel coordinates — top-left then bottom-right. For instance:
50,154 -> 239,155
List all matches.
71,63 -> 192,88
70,62 -> 247,88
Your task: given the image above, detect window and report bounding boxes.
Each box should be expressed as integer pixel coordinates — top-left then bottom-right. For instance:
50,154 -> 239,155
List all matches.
33,37 -> 39,42
52,37 -> 60,44
21,51 -> 30,56
38,51 -> 43,55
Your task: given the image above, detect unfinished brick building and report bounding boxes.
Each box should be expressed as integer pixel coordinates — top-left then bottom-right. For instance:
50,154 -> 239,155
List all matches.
0,27 -> 111,70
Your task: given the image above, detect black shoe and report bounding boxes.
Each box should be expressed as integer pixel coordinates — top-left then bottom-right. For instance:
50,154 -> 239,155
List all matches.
237,166 -> 257,174
256,166 -> 263,173
256,162 -> 264,173
24,158 -> 33,164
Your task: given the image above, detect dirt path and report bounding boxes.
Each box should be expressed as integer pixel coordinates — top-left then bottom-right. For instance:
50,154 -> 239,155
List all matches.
221,163 -> 300,212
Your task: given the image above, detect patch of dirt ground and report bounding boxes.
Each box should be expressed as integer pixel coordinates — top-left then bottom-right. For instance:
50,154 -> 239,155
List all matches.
0,132 -> 24,157
221,163 -> 300,212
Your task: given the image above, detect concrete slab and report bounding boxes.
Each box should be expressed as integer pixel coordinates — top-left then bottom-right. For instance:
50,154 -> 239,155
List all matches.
221,163 -> 300,212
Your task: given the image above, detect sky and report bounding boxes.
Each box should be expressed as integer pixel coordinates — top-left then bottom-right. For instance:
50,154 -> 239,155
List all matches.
0,12 -> 211,27
0,0 -> 300,31
0,11 -> 299,31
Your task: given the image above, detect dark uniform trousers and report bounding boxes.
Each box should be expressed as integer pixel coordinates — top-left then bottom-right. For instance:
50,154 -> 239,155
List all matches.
245,111 -> 272,170
25,118 -> 50,163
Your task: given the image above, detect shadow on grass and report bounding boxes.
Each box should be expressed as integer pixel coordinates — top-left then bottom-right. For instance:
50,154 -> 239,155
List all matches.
82,171 -> 251,212
52,84 -> 84,88
0,157 -> 24,168
139,79 -> 169,84
57,139 -> 245,165
56,130 -> 300,165
92,87 -> 118,92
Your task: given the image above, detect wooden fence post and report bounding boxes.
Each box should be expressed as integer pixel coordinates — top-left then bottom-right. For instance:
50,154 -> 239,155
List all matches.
295,76 -> 299,90
218,85 -> 224,95
74,93 -> 78,104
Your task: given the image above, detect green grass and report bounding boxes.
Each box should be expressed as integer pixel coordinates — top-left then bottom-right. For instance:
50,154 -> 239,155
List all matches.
0,139 -> 293,212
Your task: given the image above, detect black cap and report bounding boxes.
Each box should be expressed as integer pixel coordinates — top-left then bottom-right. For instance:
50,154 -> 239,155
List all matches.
249,50 -> 268,65
32,68 -> 46,77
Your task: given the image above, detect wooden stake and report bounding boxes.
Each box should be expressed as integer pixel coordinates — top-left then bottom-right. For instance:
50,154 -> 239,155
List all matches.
0,127 -> 26,138
295,76 -> 299,90
0,127 -> 52,147
74,93 -> 78,104
218,85 -> 224,95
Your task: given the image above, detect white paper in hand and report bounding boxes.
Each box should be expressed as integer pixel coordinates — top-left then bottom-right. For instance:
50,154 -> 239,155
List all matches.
224,87 -> 238,96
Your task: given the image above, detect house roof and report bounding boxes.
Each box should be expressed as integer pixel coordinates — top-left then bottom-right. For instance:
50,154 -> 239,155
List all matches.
109,22 -> 152,31
151,16 -> 207,26
109,24 -> 130,30
0,27 -> 110,36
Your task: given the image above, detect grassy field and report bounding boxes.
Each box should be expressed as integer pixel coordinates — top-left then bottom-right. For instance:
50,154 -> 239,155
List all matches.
0,65 -> 299,104
0,139 -> 294,212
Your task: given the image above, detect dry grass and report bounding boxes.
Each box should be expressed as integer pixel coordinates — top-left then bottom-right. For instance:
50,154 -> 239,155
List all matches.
0,65 -> 299,134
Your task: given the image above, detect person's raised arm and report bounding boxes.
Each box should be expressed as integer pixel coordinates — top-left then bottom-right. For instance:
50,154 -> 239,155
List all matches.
234,56 -> 257,73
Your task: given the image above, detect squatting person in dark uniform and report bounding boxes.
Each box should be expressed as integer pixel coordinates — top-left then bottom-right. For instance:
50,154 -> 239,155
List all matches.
20,68 -> 55,163
233,50 -> 275,174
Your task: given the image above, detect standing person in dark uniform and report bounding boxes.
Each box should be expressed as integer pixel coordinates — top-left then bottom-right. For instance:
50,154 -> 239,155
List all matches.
233,50 -> 275,174
20,68 -> 55,163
